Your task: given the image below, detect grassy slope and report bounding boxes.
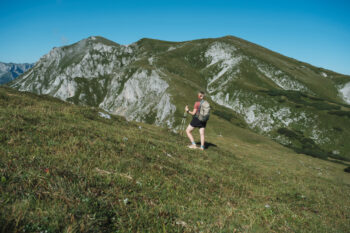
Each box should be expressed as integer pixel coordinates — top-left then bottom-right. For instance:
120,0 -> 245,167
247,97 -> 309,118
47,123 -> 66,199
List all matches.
1,86 -> 349,232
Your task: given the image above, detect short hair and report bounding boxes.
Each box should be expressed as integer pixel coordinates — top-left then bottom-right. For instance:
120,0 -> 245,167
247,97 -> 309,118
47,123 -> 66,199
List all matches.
199,91 -> 205,95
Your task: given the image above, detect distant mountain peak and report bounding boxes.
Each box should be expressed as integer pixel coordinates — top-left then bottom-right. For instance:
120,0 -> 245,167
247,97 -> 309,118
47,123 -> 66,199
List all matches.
0,62 -> 34,85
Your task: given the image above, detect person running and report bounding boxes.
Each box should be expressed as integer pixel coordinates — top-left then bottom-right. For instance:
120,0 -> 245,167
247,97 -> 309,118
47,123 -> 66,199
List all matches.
185,91 -> 208,150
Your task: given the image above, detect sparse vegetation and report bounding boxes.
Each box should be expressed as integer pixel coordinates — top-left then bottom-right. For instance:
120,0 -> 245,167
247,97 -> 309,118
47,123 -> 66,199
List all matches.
262,89 -> 341,111
277,127 -> 329,160
328,110 -> 350,118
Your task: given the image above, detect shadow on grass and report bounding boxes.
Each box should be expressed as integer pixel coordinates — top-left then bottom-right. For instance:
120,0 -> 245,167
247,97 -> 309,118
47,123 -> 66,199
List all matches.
327,158 -> 350,167
195,142 -> 217,149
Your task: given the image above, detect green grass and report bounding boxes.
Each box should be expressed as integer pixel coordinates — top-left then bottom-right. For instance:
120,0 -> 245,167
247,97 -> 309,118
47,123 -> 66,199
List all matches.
262,89 -> 342,111
1,86 -> 350,232
276,127 -> 329,159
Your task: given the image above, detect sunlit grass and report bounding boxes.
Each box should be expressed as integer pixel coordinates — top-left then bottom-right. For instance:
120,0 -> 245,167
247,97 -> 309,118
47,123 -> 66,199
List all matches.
0,86 -> 349,232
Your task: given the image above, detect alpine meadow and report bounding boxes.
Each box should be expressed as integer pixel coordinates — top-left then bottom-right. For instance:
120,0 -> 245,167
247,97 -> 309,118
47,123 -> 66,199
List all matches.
1,35 -> 350,232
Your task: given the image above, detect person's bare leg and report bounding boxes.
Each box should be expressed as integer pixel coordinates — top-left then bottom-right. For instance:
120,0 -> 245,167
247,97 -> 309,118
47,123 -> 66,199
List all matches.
199,127 -> 205,150
186,124 -> 195,143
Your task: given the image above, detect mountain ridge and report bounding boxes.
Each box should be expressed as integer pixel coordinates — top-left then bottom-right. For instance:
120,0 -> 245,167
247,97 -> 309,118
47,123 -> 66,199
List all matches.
0,62 -> 34,85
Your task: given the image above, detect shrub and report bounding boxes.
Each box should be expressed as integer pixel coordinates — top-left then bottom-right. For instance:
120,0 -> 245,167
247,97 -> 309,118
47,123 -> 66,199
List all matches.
333,127 -> 343,132
0,90 -> 9,101
309,102 -> 340,110
213,109 -> 236,122
277,127 -> 298,139
328,111 -> 350,118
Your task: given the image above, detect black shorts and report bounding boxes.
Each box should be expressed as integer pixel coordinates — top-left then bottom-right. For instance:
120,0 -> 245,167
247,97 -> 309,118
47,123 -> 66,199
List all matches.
190,116 -> 207,128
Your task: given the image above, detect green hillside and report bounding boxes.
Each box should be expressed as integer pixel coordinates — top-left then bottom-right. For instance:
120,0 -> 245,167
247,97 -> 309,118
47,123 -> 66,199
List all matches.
140,36 -> 350,161
1,86 -> 349,232
8,36 -> 350,161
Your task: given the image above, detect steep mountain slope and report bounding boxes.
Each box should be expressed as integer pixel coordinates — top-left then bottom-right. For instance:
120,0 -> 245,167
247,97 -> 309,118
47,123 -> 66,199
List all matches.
1,86 -> 349,232
0,62 -> 33,84
9,36 -> 350,160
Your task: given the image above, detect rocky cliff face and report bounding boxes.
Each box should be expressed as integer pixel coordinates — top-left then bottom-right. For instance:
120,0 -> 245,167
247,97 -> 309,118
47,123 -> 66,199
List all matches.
9,35 -> 350,160
0,62 -> 33,84
10,37 -> 177,128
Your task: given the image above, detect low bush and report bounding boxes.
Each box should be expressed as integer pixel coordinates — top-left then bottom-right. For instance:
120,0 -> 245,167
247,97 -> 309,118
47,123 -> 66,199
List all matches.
328,110 -> 350,118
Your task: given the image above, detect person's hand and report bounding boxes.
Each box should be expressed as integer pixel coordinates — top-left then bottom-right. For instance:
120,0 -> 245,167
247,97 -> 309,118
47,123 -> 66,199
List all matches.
185,105 -> 189,112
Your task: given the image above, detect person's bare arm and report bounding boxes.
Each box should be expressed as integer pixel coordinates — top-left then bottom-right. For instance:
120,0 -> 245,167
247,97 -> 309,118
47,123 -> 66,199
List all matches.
185,105 -> 197,116
189,109 -> 197,116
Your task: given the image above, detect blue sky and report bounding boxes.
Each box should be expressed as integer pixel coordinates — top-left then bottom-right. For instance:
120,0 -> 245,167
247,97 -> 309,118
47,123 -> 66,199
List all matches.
1,0 -> 349,74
